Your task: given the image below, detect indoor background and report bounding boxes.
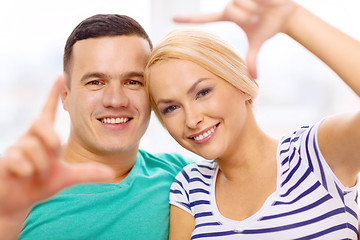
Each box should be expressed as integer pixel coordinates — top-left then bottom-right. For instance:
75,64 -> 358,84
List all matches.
0,0 -> 359,161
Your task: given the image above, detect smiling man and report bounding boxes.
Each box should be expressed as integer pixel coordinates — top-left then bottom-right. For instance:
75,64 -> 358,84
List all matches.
0,14 -> 190,240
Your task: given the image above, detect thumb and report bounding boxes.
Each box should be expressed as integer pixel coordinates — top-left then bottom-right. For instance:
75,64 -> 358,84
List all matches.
246,41 -> 262,79
173,12 -> 223,24
63,163 -> 115,186
29,162 -> 116,203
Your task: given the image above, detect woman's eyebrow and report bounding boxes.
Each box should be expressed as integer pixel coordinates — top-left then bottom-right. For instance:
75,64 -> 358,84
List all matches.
157,99 -> 175,106
156,78 -> 210,105
187,78 -> 210,95
187,78 -> 210,94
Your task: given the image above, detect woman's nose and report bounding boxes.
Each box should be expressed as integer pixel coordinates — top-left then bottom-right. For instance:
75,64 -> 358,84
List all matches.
185,105 -> 203,129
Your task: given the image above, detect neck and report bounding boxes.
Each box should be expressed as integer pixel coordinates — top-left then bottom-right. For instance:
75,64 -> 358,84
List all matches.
216,107 -> 278,181
62,137 -> 139,184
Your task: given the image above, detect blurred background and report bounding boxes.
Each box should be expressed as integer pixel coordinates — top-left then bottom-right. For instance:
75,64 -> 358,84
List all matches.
0,0 -> 359,161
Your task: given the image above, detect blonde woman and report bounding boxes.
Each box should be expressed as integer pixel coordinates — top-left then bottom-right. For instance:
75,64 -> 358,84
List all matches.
145,0 -> 360,239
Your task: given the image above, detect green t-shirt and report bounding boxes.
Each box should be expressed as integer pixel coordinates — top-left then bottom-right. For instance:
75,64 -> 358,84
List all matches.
20,150 -> 191,240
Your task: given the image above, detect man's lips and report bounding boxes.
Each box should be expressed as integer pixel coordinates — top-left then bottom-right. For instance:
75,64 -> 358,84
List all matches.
98,117 -> 132,124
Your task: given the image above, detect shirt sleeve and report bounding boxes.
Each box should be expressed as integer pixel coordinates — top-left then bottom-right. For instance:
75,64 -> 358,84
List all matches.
299,121 -> 358,202
169,166 -> 193,216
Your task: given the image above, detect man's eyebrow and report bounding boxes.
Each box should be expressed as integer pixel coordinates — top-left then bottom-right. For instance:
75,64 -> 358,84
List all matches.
156,78 -> 210,105
80,71 -> 144,83
80,72 -> 110,83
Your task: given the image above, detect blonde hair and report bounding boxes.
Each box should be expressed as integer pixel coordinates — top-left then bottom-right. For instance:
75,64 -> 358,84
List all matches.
144,28 -> 259,124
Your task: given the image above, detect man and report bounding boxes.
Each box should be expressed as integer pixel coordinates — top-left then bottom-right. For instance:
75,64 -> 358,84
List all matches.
0,14 -> 190,240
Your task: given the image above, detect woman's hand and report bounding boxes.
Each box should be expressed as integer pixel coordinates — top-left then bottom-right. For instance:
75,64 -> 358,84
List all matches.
174,0 -> 297,78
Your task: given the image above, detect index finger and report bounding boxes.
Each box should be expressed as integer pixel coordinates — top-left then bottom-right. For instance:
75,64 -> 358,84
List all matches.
41,75 -> 65,123
173,12 -> 224,24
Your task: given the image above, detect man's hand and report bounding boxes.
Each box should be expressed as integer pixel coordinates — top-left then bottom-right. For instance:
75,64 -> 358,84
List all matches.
0,75 -> 114,239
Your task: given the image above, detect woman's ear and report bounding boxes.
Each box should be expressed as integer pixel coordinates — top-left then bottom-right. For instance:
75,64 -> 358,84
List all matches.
242,92 -> 254,105
241,91 -> 252,101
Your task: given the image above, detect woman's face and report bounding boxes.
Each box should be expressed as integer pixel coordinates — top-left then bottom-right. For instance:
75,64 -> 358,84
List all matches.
148,59 -> 251,160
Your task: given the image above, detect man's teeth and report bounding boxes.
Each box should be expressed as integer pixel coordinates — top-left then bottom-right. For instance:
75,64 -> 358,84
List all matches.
101,117 -> 129,124
193,126 -> 216,141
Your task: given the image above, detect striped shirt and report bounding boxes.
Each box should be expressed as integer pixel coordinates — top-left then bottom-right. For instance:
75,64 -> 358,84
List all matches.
169,122 -> 359,239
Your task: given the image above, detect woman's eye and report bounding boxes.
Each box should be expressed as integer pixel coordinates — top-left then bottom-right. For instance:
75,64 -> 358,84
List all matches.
196,88 -> 212,99
161,105 -> 179,115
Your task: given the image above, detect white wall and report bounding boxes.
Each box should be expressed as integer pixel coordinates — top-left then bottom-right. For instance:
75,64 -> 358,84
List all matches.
0,0 -> 359,162
142,0 -> 360,159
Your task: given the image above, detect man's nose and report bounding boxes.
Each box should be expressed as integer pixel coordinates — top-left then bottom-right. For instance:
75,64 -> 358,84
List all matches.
102,84 -> 129,108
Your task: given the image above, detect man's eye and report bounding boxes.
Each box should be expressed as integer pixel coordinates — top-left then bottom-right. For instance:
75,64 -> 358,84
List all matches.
125,80 -> 144,86
161,105 -> 179,115
87,80 -> 103,86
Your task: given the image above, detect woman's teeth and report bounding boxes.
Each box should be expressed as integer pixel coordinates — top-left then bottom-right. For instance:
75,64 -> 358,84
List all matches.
193,126 -> 216,141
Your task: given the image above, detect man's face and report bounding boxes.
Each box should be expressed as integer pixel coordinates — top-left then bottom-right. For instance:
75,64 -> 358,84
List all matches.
62,36 -> 151,154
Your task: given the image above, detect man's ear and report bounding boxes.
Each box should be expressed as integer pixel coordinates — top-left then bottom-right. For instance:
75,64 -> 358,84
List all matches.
60,74 -> 70,112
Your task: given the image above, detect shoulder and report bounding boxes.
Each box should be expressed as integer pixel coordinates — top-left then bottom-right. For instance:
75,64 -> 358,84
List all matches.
279,120 -> 329,156
277,123 -> 317,176
174,159 -> 216,184
279,124 -> 312,149
278,120 -> 359,201
170,159 -> 215,207
138,149 -> 193,175
171,160 -> 216,203
318,113 -> 360,186
277,121 -> 335,188
278,123 -> 319,159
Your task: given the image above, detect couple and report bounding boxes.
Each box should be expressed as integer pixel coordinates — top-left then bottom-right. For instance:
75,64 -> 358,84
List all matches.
1,0 -> 359,239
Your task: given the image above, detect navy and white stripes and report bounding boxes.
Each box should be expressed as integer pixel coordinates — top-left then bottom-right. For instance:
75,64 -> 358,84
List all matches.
169,122 -> 358,239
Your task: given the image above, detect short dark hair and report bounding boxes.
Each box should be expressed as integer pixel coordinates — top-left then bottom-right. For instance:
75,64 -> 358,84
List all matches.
63,14 -> 152,75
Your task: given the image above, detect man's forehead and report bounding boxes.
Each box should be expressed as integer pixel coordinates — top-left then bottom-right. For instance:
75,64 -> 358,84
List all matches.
69,36 -> 150,81
71,36 -> 150,65
73,35 -> 151,52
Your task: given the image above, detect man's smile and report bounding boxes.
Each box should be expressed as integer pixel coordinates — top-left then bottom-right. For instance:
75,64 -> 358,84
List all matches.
99,117 -> 132,124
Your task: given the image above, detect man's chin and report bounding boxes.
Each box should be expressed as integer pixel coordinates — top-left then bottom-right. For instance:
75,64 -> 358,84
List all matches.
98,143 -> 140,155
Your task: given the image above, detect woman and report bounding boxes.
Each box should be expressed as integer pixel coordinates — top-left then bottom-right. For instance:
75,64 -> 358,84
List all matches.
145,0 -> 360,239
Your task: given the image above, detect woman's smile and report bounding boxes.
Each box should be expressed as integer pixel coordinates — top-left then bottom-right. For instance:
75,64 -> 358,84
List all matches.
188,123 -> 219,144
149,59 -> 252,160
